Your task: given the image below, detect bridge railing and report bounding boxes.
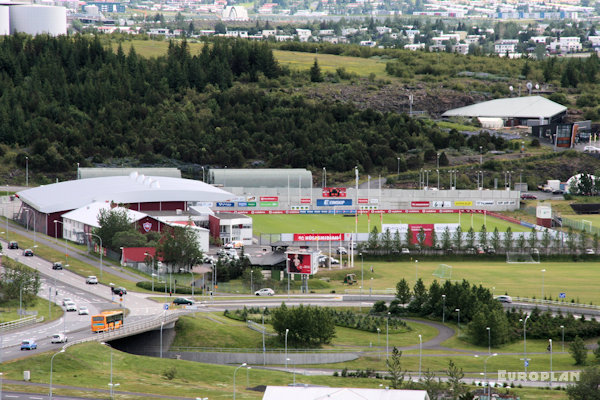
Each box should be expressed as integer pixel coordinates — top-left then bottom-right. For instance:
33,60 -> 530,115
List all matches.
513,296 -> 600,310
343,288 -> 395,295
63,310 -> 186,350
0,315 -> 44,333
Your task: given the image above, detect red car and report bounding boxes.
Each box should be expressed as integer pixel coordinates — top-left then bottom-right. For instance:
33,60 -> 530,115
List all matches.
520,193 -> 537,200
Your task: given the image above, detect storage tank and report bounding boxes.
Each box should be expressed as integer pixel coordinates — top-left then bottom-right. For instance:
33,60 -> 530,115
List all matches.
9,5 -> 67,36
0,6 -> 9,36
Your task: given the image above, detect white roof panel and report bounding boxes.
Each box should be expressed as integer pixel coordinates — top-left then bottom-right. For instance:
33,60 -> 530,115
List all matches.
17,173 -> 234,214
61,202 -> 147,228
442,96 -> 567,119
262,387 -> 429,400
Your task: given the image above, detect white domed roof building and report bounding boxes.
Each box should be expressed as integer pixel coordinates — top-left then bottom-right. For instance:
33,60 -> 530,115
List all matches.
222,6 -> 249,21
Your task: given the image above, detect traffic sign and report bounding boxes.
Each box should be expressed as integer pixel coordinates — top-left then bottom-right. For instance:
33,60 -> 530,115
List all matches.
164,303 -> 169,310
559,292 -> 566,299
524,360 -> 529,367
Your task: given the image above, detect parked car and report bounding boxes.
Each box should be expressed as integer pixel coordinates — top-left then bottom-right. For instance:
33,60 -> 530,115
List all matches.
476,246 -> 485,254
531,248 -> 540,255
255,288 -> 275,296
553,189 -> 565,195
202,255 -> 215,264
52,262 -> 63,270
23,248 -> 34,256
51,333 -> 68,343
86,275 -> 98,284
173,297 -> 194,305
586,248 -> 596,255
496,295 -> 513,303
401,248 -> 410,255
20,339 -> 37,350
62,297 -> 72,306
78,306 -> 89,315
329,257 -> 340,264
336,247 -> 347,255
486,246 -> 496,255
466,247 -> 476,255
521,193 -> 537,200
8,241 -> 18,249
64,301 -> 77,312
111,287 -> 127,296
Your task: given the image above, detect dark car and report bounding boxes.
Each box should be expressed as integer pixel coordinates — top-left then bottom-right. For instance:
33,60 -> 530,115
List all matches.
23,249 -> 34,256
553,189 -> 565,195
172,297 -> 194,305
520,193 -> 537,200
52,262 -> 63,270
8,241 -> 18,249
111,287 -> 127,295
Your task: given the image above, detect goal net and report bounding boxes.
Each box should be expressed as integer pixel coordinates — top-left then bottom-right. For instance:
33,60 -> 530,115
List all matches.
581,220 -> 593,232
506,252 -> 540,264
433,264 -> 453,280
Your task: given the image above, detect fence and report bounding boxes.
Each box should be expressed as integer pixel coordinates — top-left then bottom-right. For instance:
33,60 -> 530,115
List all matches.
344,288 -> 395,295
561,215 -> 600,235
247,320 -> 276,336
0,315 -> 43,333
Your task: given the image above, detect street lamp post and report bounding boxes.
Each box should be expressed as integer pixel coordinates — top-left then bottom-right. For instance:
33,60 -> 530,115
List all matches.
262,308 -> 266,366
560,325 -> 565,352
49,348 -> 65,400
484,353 -> 497,398
160,321 -> 164,358
523,315 -> 530,373
541,269 -> 546,300
479,146 -> 483,165
455,308 -> 460,334
360,252 -> 364,297
487,327 -> 491,355
250,270 -> 253,295
233,363 -> 247,400
377,328 -> 381,360
285,329 -> 289,370
549,339 -> 553,387
19,283 -> 23,319
415,260 -> 418,283
386,312 -> 391,359
442,294 -> 446,323
25,156 -> 28,187
418,334 -> 422,381
397,157 -> 400,176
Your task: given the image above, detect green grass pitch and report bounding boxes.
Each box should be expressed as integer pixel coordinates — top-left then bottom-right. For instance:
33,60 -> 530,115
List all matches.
250,212 -> 528,235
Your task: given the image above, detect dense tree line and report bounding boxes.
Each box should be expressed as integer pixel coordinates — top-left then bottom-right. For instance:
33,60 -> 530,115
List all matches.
0,35 -> 474,174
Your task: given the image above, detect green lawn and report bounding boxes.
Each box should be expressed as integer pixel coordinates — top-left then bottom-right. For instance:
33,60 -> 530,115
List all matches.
0,342 -> 568,400
250,213 -> 527,236
315,260 -> 600,304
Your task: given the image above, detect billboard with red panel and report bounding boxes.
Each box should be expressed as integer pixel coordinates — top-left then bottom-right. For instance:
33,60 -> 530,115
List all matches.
286,252 -> 318,275
409,224 -> 434,246
322,187 -> 347,197
293,233 -> 345,241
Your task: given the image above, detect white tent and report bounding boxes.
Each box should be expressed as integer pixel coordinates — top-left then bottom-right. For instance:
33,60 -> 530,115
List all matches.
262,386 -> 430,400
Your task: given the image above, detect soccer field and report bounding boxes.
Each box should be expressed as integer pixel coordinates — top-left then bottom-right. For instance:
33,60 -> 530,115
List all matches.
250,213 -> 528,235
316,260 -> 600,304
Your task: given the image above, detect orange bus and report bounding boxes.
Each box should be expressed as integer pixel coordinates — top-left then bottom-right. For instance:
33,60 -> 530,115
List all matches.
91,311 -> 124,333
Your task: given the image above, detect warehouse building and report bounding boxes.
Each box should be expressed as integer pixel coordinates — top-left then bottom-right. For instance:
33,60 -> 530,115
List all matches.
16,172 -> 233,238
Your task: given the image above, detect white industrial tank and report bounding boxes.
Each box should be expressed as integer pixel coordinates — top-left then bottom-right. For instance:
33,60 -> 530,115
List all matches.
9,5 -> 67,36
0,7 -> 9,36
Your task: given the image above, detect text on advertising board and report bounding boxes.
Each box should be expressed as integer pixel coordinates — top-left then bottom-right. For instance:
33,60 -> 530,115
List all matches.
260,196 -> 278,201
260,201 -> 278,207
294,233 -> 344,241
300,198 -> 311,204
216,202 -> 235,207
358,198 -> 369,204
322,187 -> 347,197
316,199 -> 353,206
411,201 -> 430,207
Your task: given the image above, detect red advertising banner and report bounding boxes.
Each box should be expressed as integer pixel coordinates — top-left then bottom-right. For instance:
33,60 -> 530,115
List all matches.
287,253 -> 313,274
322,187 -> 347,197
260,196 -> 278,201
358,198 -> 369,204
300,198 -> 311,204
409,224 -> 434,246
294,233 -> 344,241
411,201 -> 430,207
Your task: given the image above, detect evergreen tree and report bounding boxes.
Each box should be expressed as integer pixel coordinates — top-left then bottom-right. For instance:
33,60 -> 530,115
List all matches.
466,227 -> 476,249
570,335 -> 588,365
504,227 -> 513,252
310,58 -> 323,82
453,226 -> 463,251
478,225 -> 488,249
395,278 -> 411,304
367,226 -> 380,250
528,227 -> 537,250
382,228 -> 393,254
491,227 -> 500,251
386,347 -> 406,389
541,228 -> 551,254
441,227 -> 451,251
